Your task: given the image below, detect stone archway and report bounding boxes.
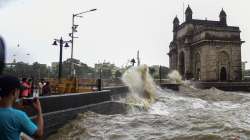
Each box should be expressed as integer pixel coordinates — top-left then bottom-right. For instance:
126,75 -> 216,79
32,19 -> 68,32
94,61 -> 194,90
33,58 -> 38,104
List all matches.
218,51 -> 230,81
220,67 -> 227,81
179,51 -> 185,77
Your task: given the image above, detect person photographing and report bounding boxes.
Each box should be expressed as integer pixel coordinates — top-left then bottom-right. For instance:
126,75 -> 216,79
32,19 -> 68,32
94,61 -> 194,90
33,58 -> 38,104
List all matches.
0,75 -> 44,140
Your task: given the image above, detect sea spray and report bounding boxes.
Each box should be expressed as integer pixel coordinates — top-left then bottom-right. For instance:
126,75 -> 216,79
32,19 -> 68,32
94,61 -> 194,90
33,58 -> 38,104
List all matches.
122,65 -> 156,108
167,70 -> 200,90
167,70 -> 183,84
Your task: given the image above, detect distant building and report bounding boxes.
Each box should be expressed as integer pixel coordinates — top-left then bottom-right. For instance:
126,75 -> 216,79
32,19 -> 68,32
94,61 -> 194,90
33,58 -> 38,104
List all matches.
168,5 -> 244,81
95,62 -> 118,79
51,62 -> 58,71
64,58 -> 81,65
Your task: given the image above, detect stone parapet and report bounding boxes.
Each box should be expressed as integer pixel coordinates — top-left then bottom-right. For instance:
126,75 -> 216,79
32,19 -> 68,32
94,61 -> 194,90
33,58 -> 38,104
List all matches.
192,81 -> 250,91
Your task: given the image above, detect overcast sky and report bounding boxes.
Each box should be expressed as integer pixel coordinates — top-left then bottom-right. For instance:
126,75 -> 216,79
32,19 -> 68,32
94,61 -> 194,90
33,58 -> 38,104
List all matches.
0,0 -> 249,68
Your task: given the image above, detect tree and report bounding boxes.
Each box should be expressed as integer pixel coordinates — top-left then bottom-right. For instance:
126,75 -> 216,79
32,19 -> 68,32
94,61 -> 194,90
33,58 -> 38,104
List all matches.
149,67 -> 156,76
115,70 -> 122,78
14,62 -> 31,78
160,66 -> 170,79
31,62 -> 48,80
148,65 -> 169,79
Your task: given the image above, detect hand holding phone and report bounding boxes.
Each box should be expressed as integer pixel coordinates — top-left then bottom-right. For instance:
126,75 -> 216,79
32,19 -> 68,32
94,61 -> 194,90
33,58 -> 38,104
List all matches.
32,97 -> 42,114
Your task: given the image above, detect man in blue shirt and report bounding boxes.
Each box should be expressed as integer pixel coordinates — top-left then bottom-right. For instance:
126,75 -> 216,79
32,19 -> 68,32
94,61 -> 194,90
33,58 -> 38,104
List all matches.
0,75 -> 44,140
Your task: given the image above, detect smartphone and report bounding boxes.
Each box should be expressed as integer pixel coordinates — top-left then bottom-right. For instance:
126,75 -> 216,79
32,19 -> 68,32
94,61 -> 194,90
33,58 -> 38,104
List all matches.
22,98 -> 37,105
22,99 -> 33,105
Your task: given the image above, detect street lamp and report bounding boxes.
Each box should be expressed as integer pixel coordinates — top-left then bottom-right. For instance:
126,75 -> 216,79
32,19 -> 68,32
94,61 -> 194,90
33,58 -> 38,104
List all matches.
52,37 -> 71,82
69,8 -> 97,59
69,8 -> 97,76
130,58 -> 136,66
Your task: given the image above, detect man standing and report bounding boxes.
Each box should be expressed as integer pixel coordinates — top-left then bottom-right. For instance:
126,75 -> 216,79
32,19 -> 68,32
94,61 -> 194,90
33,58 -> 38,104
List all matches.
20,78 -> 30,98
0,75 -> 44,140
42,82 -> 51,96
38,79 -> 45,96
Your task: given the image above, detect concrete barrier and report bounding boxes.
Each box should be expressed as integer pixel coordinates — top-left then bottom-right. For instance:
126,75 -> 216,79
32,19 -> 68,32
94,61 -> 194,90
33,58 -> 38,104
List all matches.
104,86 -> 129,99
193,82 -> 250,91
21,90 -> 112,116
40,101 -> 129,139
18,86 -> 129,139
160,83 -> 180,91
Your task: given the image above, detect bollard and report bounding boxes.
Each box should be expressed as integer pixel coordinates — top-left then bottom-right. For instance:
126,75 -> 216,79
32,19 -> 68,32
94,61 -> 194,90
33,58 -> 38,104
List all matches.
97,78 -> 102,91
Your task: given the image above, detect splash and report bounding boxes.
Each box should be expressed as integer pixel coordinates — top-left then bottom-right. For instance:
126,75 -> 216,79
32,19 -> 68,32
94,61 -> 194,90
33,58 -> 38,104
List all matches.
167,70 -> 183,84
122,64 -> 156,108
167,70 -> 197,90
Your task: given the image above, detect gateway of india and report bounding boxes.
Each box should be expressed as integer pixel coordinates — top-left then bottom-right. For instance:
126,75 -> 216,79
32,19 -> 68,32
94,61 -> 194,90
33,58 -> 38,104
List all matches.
168,5 -> 244,81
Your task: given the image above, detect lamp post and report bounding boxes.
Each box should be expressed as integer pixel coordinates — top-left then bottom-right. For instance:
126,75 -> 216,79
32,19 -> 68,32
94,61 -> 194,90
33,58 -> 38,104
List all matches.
130,58 -> 136,66
69,8 -> 97,76
70,8 -> 97,59
97,67 -> 102,91
52,37 -> 71,82
97,62 -> 103,91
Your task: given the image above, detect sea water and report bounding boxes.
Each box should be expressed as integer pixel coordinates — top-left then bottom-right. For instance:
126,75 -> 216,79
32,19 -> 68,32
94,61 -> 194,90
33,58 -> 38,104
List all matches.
48,66 -> 250,140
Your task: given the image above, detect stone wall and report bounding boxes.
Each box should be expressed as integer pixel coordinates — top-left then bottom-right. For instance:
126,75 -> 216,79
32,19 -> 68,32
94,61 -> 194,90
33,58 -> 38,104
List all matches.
198,42 -> 242,81
40,101 -> 129,139
21,90 -> 112,116
231,45 -> 242,80
18,86 -> 129,139
193,81 -> 250,91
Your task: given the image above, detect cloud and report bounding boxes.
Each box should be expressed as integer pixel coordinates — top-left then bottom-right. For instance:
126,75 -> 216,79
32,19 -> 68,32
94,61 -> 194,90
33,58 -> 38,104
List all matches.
0,0 -> 15,8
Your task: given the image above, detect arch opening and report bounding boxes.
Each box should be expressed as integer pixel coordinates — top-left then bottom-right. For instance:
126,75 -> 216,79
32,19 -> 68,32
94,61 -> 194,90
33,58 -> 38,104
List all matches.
218,51 -> 229,81
194,53 -> 201,80
179,52 -> 185,77
220,67 -> 227,81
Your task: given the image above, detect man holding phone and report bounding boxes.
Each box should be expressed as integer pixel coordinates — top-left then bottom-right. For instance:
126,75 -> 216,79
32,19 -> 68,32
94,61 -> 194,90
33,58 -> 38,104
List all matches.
0,75 -> 44,140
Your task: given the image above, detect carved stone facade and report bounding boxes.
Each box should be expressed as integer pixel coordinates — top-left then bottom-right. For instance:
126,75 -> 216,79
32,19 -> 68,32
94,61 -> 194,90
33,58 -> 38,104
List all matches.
169,6 -> 244,81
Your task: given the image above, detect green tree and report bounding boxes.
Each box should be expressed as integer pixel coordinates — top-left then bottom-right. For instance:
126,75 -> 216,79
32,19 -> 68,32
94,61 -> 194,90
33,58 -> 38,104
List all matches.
115,70 -> 122,78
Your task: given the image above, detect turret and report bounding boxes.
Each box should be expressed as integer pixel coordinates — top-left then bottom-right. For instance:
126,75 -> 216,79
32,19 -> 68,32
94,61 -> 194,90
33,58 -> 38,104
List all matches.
219,8 -> 227,26
185,5 -> 193,22
173,16 -> 179,31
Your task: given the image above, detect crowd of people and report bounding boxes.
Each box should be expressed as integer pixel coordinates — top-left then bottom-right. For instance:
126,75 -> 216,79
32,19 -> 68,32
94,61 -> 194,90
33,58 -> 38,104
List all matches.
19,78 -> 51,98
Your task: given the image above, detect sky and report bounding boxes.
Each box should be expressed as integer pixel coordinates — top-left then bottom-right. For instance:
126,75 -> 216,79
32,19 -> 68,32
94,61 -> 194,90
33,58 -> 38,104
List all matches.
0,0 -> 249,68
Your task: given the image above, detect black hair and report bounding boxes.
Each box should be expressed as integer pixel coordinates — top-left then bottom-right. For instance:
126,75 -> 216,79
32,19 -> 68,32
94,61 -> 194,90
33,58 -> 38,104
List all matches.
0,75 -> 20,97
22,78 -> 27,82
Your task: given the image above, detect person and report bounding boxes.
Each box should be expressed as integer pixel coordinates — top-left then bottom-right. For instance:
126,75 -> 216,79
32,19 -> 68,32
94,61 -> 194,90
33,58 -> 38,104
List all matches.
42,81 -> 51,96
0,75 -> 44,140
27,78 -> 33,97
38,79 -> 45,96
20,78 -> 30,98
